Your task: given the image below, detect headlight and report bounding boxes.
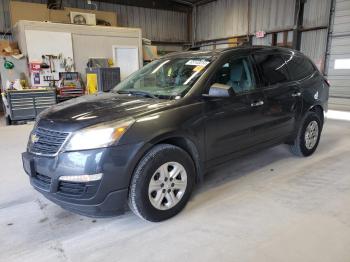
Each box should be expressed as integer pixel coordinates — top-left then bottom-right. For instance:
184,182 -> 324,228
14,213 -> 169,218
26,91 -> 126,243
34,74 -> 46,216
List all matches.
64,118 -> 135,151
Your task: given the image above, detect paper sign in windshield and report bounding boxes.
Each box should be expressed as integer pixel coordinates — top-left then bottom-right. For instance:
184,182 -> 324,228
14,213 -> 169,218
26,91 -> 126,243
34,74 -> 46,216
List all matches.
186,59 -> 210,66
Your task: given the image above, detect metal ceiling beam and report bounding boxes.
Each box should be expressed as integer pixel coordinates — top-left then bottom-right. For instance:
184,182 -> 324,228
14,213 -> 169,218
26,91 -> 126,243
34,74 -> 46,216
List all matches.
195,0 -> 217,6
170,0 -> 195,6
90,0 -> 191,12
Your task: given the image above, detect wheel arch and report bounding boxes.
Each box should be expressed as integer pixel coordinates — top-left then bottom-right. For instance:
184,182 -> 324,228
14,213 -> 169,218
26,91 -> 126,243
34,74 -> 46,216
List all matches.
153,136 -> 204,184
127,132 -> 204,188
309,104 -> 324,125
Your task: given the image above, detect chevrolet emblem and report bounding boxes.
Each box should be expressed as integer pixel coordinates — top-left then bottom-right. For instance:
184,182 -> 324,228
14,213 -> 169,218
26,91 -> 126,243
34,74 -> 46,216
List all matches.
31,134 -> 39,143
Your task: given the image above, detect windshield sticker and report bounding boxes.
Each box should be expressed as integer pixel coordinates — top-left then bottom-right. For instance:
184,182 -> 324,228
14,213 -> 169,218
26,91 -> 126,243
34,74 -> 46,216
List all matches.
193,65 -> 205,72
185,59 -> 210,66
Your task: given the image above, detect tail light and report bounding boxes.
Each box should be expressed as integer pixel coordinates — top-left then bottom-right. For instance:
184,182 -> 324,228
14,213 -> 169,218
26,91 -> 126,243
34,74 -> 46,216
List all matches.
324,78 -> 330,87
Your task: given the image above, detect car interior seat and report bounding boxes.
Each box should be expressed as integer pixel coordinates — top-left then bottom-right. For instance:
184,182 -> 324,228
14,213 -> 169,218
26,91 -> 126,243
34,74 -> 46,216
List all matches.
227,60 -> 253,93
227,63 -> 244,93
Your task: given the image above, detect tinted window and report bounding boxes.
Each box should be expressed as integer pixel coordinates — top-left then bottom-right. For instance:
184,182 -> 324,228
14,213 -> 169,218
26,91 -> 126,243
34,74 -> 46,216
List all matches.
283,53 -> 315,80
212,57 -> 256,94
253,53 -> 290,85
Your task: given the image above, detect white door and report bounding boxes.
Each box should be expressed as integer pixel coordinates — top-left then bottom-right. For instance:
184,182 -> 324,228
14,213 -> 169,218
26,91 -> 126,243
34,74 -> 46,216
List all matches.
113,46 -> 140,80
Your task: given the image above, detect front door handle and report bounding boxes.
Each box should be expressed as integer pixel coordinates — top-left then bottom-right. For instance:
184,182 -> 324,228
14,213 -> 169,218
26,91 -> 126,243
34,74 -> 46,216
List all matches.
251,100 -> 264,107
291,92 -> 301,97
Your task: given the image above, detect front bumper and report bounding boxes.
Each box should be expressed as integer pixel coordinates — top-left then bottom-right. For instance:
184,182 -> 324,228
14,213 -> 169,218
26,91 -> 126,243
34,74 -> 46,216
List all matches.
22,143 -> 143,217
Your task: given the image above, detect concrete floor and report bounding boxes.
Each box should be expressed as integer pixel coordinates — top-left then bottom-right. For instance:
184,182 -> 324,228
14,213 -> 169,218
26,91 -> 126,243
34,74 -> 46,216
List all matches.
1,117 -> 350,262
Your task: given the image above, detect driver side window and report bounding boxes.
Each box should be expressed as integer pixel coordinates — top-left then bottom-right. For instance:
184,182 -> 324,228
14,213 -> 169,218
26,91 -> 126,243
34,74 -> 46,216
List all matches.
212,57 -> 256,94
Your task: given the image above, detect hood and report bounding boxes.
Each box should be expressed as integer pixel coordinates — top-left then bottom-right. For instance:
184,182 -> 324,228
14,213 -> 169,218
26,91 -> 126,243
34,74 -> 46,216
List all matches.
37,93 -> 174,131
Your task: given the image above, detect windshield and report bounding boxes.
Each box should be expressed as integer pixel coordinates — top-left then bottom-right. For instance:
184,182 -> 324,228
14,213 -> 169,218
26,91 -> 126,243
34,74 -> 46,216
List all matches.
112,56 -> 213,99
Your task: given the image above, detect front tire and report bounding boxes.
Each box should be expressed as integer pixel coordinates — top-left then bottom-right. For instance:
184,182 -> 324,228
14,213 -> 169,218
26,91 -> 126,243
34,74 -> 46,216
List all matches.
290,111 -> 322,157
128,144 -> 195,222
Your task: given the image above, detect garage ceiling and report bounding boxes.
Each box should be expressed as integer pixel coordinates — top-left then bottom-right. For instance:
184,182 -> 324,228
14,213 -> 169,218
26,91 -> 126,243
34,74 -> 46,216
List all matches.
78,0 -> 217,12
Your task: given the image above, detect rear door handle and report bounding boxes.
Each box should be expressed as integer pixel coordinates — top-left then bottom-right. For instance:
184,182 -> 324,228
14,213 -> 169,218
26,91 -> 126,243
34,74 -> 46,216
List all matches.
251,100 -> 264,107
291,92 -> 301,97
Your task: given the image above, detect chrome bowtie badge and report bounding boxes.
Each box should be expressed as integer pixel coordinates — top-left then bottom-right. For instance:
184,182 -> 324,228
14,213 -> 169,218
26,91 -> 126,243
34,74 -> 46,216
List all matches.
31,134 -> 39,143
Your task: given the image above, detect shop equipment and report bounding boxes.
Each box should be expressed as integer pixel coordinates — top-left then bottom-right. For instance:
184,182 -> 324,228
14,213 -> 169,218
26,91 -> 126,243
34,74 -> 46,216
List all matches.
2,88 -> 56,125
86,67 -> 120,94
57,72 -> 85,101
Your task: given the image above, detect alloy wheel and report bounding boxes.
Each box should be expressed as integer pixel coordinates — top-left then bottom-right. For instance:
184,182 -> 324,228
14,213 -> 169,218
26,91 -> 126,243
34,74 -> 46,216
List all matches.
304,120 -> 319,150
148,162 -> 187,210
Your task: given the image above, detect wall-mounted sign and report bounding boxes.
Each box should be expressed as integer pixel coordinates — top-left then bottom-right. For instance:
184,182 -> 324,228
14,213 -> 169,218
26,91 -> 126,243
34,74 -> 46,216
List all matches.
29,62 -> 41,72
334,59 -> 350,69
255,31 -> 266,38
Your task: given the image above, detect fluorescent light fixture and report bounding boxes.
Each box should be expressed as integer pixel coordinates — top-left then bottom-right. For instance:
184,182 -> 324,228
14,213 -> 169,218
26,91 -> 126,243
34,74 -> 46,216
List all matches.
59,173 -> 103,182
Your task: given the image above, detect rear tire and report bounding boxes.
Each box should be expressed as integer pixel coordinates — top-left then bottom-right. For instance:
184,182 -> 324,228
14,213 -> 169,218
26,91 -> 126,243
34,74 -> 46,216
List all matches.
290,111 -> 322,157
128,144 -> 195,222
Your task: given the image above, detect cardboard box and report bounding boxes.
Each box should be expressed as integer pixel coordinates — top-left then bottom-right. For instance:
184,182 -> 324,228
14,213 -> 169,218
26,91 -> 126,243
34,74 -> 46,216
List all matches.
143,45 -> 158,61
0,40 -> 20,56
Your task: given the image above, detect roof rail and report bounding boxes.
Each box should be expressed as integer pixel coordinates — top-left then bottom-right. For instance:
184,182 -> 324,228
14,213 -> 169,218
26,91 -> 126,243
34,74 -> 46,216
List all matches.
187,41 -> 252,51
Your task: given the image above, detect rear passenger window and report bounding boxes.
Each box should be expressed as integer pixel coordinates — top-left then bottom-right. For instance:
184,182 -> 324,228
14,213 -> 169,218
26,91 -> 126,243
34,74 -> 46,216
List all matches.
253,54 -> 290,85
283,54 -> 315,81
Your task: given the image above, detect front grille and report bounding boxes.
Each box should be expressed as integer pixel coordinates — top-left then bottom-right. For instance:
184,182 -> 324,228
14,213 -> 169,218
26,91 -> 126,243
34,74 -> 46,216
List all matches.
58,181 -> 99,198
33,173 -> 51,190
30,127 -> 70,156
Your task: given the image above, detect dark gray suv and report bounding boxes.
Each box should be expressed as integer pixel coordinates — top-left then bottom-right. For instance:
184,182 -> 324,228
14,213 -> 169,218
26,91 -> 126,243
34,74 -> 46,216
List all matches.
22,46 -> 329,222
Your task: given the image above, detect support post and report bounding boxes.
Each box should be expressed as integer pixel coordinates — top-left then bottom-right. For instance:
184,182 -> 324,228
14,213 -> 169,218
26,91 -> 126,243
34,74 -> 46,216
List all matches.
292,0 -> 306,50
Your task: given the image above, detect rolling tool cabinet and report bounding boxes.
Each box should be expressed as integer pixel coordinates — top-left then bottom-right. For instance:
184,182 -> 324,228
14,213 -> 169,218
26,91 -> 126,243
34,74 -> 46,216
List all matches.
2,89 -> 56,125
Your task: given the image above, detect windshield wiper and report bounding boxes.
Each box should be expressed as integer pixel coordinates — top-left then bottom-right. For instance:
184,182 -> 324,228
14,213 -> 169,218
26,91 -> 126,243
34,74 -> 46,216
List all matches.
117,90 -> 158,99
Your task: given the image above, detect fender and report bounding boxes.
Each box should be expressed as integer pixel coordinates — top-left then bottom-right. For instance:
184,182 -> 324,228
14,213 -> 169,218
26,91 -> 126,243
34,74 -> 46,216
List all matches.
124,131 -> 205,187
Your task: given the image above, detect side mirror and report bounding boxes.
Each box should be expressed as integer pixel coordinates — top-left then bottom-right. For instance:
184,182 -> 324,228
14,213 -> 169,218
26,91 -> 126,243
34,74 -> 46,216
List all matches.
203,83 -> 234,98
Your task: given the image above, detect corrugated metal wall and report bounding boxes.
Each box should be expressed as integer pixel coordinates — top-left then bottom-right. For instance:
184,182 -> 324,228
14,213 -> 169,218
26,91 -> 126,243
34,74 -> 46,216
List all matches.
326,0 -> 350,107
300,0 -> 332,72
252,33 -> 273,46
195,0 -> 248,42
300,29 -> 328,70
0,0 -> 188,42
303,0 -> 332,28
111,4 -> 188,42
0,0 -> 10,33
249,0 -> 295,33
195,0 -> 296,42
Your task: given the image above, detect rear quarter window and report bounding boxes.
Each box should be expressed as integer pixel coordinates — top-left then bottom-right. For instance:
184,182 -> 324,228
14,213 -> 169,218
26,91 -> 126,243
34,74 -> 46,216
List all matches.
283,54 -> 315,81
253,53 -> 290,86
